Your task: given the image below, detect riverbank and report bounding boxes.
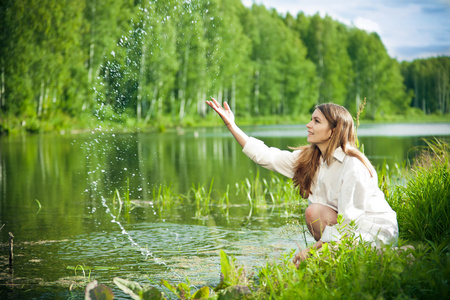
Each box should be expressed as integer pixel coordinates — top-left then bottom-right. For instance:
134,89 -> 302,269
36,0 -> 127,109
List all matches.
2,110 -> 450,136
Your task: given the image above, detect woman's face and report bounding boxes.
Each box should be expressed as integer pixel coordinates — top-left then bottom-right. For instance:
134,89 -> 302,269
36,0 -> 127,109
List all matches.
306,109 -> 333,151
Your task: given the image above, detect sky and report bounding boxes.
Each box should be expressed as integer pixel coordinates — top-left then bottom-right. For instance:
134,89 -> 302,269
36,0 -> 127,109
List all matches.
241,0 -> 450,61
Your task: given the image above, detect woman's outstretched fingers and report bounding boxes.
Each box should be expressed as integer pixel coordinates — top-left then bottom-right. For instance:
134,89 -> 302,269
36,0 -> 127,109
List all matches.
205,98 -> 235,126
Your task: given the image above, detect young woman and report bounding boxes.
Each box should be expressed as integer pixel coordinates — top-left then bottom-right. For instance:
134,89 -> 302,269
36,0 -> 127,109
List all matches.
206,98 -> 399,267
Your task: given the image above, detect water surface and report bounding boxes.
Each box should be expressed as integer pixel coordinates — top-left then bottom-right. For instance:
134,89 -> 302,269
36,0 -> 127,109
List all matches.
0,123 -> 449,298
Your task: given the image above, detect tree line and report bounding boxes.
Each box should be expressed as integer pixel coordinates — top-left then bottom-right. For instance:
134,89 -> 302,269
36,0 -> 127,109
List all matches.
0,0 -> 448,133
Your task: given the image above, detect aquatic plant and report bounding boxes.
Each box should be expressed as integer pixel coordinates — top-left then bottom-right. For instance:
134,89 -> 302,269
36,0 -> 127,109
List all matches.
68,265 -> 92,282
108,178 -> 134,223
151,183 -> 181,214
34,199 -> 42,214
235,171 -> 304,208
187,179 -> 214,219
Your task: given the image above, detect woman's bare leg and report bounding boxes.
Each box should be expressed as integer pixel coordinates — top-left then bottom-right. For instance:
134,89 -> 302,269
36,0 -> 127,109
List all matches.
305,203 -> 338,241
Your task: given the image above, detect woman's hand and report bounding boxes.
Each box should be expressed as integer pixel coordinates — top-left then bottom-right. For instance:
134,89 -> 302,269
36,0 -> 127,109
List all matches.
293,248 -> 310,268
205,98 -> 235,126
293,241 -> 324,268
205,97 -> 248,148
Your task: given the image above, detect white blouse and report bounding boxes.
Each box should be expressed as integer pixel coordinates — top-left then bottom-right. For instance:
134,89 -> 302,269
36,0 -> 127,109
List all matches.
242,137 -> 398,246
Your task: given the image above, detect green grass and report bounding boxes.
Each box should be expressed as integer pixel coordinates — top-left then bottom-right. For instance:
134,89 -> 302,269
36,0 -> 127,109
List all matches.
388,138 -> 450,244
250,238 -> 449,299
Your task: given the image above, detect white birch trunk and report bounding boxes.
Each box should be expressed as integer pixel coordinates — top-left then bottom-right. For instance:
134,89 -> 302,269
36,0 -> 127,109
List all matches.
37,79 -> 44,117
254,70 -> 260,115
137,44 -> 146,123
88,43 -> 95,85
179,44 -> 189,121
231,78 -> 236,112
0,67 -> 5,108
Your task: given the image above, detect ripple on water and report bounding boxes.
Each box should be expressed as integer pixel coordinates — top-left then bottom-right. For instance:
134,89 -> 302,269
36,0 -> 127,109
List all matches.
57,222 -> 312,286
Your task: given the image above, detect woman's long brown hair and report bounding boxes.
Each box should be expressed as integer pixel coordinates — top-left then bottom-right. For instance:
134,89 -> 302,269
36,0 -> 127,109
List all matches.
292,103 -> 374,198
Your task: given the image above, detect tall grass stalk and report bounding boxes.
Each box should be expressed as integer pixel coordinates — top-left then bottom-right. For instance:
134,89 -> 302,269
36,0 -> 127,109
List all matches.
151,183 -> 180,218
388,138 -> 450,244
112,188 -> 123,221
236,171 -> 303,209
111,179 -> 133,222
34,199 -> 42,214
354,98 -> 366,152
124,178 -> 131,219
188,178 -> 214,218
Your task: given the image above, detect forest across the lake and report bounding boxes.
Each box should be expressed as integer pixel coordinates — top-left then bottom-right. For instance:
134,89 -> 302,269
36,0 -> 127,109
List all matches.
0,0 -> 449,134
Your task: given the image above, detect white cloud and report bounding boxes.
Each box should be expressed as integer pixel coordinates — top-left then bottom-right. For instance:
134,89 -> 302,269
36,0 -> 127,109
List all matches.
240,0 -> 450,61
353,17 -> 382,34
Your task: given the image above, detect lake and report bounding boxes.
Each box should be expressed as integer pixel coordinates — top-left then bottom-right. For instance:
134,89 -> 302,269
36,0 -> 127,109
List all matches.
1,123 -> 449,299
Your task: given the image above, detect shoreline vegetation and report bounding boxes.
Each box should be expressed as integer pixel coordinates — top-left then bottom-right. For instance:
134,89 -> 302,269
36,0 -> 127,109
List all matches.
78,139 -> 449,299
2,112 -> 450,136
1,0 -> 449,136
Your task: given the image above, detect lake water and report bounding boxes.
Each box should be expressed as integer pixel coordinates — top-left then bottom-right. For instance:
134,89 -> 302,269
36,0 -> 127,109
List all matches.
1,123 -> 449,299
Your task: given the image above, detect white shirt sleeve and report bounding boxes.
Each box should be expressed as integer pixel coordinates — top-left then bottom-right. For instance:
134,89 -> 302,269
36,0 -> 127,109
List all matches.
242,137 -> 299,178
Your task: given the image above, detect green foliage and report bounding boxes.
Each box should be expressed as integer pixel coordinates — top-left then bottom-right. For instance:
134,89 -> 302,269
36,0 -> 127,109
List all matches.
301,14 -> 352,106
252,239 -> 449,299
85,280 -> 114,300
114,277 -> 165,300
2,0 -> 446,134
346,29 -> 410,118
388,139 -> 450,244
214,250 -> 252,299
216,250 -> 246,290
401,57 -> 450,114
161,278 -> 210,300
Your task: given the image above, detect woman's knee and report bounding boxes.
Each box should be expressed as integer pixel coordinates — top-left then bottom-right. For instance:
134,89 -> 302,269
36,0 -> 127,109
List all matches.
305,203 -> 337,226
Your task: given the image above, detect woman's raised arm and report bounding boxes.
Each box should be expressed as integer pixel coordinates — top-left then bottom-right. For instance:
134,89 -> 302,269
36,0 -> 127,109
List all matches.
205,98 -> 249,148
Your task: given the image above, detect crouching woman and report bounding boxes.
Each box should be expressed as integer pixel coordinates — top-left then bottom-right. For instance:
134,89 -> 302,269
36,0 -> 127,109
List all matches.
206,99 -> 398,268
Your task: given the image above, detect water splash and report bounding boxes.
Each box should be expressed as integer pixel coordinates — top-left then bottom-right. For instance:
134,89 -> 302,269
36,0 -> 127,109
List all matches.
79,0 -> 227,285
99,195 -> 164,263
